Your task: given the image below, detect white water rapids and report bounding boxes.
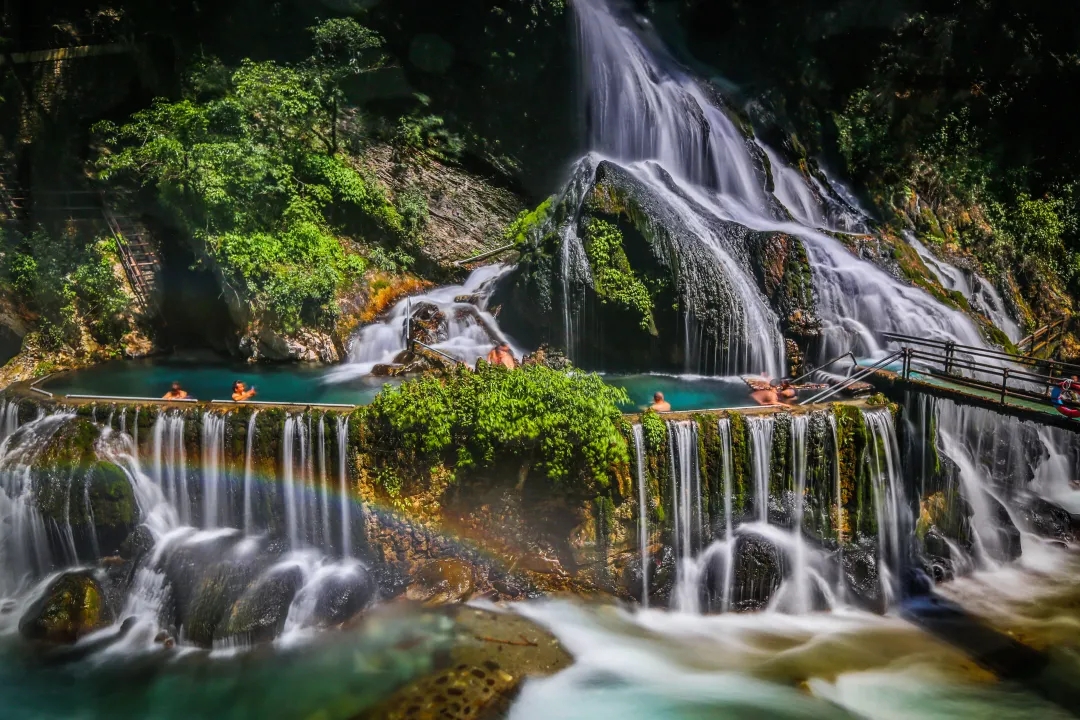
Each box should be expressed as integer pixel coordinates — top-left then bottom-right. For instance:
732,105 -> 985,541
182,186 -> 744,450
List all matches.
571,0 -> 990,368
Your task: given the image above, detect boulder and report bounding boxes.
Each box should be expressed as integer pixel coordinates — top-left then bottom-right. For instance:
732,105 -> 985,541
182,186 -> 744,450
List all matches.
312,566 -> 377,626
19,571 -> 114,644
1016,497 -> 1075,543
218,566 -> 304,645
730,534 -> 784,610
405,559 -> 476,606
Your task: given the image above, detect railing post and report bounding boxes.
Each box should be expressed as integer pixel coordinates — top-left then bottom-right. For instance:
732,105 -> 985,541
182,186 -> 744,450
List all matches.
944,341 -> 955,375
903,347 -> 911,379
1000,368 -> 1010,405
1046,360 -> 1057,397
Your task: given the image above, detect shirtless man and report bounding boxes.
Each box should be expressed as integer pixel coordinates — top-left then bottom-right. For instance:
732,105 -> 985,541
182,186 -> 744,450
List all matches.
649,392 -> 671,412
162,382 -> 188,400
232,380 -> 257,402
486,341 -> 517,370
750,383 -> 780,406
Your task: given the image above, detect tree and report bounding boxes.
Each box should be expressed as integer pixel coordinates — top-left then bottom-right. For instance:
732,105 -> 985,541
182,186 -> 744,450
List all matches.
308,18 -> 386,154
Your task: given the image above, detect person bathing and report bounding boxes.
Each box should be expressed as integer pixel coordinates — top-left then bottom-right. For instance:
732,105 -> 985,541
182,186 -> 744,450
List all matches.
486,341 -> 517,370
162,381 -> 189,400
649,392 -> 671,412
232,380 -> 257,402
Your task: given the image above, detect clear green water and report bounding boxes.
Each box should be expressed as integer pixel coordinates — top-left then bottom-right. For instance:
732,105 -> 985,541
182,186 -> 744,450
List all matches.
41,360 -> 759,411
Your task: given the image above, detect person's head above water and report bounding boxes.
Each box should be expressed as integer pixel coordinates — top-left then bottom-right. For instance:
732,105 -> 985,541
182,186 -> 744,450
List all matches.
171,381 -> 182,391
653,392 -> 665,402
233,380 -> 244,392
496,341 -> 510,351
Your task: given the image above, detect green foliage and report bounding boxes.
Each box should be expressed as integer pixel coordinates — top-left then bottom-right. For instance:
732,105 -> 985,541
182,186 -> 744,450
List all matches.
93,28 -> 425,333
362,363 -> 631,485
582,218 -> 655,333
392,97 -> 465,163
640,409 -> 667,453
0,228 -> 132,350
505,197 -> 554,247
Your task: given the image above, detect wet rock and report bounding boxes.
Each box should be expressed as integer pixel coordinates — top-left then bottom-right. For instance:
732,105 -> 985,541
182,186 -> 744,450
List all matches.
312,566 -> 377,626
406,559 -> 476,606
730,535 -> 784,610
184,562 -> 260,647
840,539 -> 881,611
1016,497 -> 1075,543
521,344 -> 572,371
252,327 -> 341,363
365,605 -> 571,720
219,566 -> 304,645
989,497 -> 1023,563
19,571 -> 114,644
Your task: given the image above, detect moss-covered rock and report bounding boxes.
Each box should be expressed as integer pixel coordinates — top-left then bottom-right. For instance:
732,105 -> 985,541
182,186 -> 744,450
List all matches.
29,418 -> 137,559
19,571 -> 113,644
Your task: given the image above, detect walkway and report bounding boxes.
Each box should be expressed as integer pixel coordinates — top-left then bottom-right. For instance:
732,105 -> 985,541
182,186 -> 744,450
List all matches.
869,332 -> 1080,433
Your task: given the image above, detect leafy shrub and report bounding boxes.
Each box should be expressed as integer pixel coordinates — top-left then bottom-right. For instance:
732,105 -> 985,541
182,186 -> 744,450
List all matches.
1,229 -> 132,350
582,218 -> 655,333
362,363 -> 630,485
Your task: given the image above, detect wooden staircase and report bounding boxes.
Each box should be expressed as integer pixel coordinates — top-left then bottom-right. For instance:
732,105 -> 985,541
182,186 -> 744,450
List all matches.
1019,315 -> 1070,359
0,157 -> 161,315
100,197 -> 162,314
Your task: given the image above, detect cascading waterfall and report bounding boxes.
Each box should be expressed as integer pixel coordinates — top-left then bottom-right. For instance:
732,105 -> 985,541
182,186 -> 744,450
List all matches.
571,0 -> 991,369
318,417 -> 331,553
201,413 -> 226,528
747,416 -> 774,522
0,412 -> 73,596
242,411 -> 258,534
337,416 -> 352,557
631,424 -> 649,607
786,415 -> 811,613
863,409 -> 909,605
151,411 -> 189,525
668,421 -> 704,612
716,418 -> 735,611
1,399 -> 19,442
329,264 -> 520,381
282,414 -> 301,549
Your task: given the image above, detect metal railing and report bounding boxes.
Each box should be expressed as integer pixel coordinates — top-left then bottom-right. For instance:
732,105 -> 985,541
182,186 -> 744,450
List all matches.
881,332 -> 1080,410
799,350 -> 903,406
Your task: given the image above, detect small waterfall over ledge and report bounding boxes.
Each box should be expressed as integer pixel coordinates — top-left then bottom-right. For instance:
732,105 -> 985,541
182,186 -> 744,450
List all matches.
0,404 -> 371,650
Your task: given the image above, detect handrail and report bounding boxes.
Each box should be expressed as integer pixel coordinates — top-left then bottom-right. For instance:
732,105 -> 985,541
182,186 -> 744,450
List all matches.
800,350 -> 902,406
790,351 -> 857,385
210,400 -> 356,408
66,393 -> 197,402
881,330 -> 1080,376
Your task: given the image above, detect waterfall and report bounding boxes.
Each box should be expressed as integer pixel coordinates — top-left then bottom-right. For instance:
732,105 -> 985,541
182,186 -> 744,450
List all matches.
1,399 -> 19,443
201,412 -> 226,529
905,233 -> 1021,342
864,409 -> 909,605
787,415 -> 811,613
318,416 -> 331,553
242,411 -> 258,534
283,415 -> 300,548
747,416 -> 775,522
0,412 -> 75,596
152,411 -> 189,525
337,416 -> 352,557
827,413 -> 846,603
668,420 -> 703,612
570,0 -> 989,371
631,424 -> 649,607
717,418 -> 735,612
328,264 -> 520,382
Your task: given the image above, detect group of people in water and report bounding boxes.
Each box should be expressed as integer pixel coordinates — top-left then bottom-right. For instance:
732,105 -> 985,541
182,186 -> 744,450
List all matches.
162,380 -> 256,402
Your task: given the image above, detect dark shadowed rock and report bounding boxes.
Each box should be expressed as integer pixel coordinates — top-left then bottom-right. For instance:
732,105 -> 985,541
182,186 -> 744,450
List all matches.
219,566 -> 304,644
312,566 -> 376,626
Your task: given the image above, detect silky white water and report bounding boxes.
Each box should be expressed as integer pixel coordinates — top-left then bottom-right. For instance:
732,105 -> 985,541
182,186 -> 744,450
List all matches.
571,0 -> 990,369
329,264 -> 522,381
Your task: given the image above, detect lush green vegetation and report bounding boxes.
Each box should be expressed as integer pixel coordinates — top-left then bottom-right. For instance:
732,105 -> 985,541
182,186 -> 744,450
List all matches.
93,20 -> 417,334
582,219 -> 655,333
0,227 -> 132,351
361,363 -> 630,485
